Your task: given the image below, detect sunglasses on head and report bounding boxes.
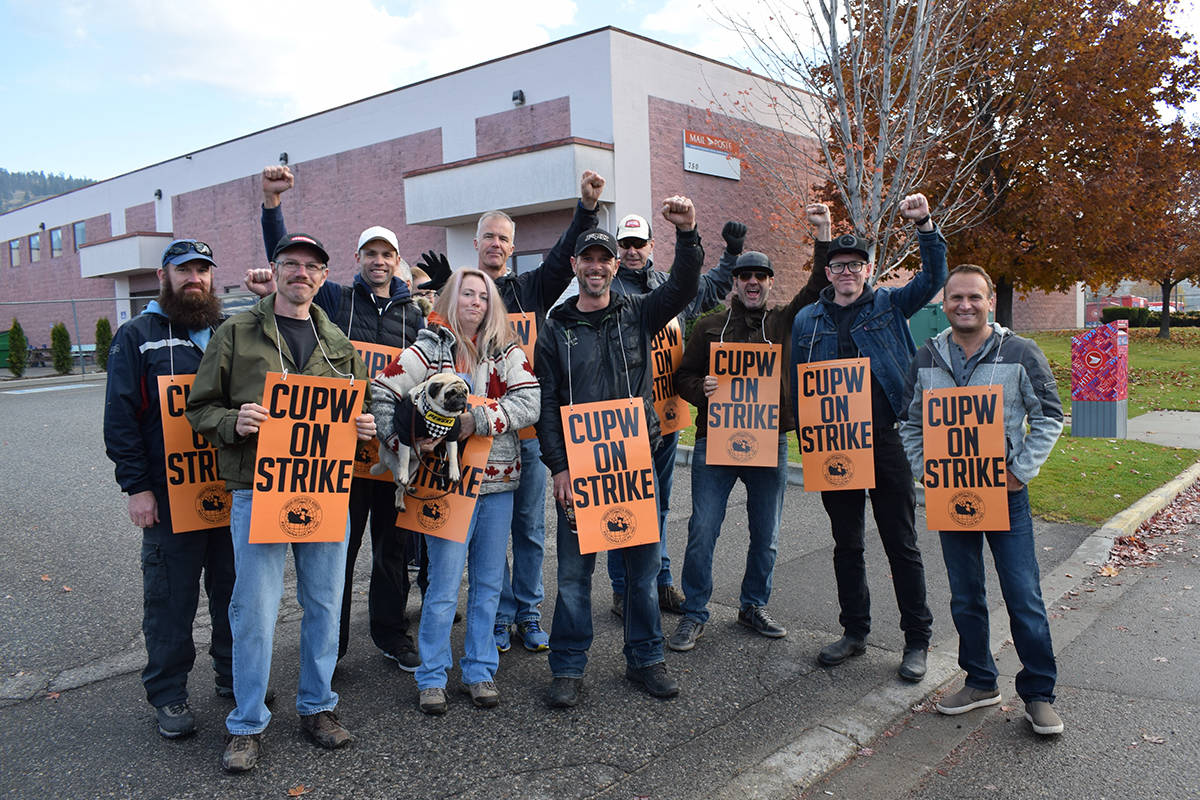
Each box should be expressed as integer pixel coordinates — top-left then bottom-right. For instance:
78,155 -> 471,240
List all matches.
163,240 -> 213,264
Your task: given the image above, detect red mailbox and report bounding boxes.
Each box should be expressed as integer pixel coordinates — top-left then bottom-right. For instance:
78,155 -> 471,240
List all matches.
1070,320 -> 1128,437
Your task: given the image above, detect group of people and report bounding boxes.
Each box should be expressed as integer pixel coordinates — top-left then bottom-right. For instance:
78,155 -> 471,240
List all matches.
103,166 -> 1065,776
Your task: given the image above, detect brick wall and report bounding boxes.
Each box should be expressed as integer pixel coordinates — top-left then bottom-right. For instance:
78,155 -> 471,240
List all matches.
1012,286 -> 1080,332
645,97 -> 825,303
476,97 -> 571,157
172,129 -> 446,290
125,202 -> 156,233
1,213 -> 115,348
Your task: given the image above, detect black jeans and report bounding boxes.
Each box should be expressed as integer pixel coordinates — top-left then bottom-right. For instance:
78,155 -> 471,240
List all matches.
343,477 -> 414,658
820,428 -> 932,649
140,492 -> 235,707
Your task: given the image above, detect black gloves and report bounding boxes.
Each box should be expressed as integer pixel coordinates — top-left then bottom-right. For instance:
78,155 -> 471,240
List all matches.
417,251 -> 451,292
722,221 -> 747,255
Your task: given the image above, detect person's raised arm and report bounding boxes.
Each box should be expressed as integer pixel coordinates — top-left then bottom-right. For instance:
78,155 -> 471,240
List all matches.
780,203 -> 834,318
528,171 -> 605,308
894,192 -> 947,317
639,196 -> 702,335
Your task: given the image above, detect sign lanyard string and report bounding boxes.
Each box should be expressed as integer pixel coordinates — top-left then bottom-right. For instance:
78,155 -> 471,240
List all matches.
272,313 -> 355,385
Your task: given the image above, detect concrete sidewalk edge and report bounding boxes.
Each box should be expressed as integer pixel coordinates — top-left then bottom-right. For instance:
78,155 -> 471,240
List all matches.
718,457 -> 1200,800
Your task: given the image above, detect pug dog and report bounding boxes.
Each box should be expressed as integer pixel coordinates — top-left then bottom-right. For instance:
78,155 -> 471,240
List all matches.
374,372 -> 470,510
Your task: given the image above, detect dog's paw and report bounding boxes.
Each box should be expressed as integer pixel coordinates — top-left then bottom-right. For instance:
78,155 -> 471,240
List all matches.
394,485 -> 408,511
369,461 -> 389,476
448,464 -> 461,482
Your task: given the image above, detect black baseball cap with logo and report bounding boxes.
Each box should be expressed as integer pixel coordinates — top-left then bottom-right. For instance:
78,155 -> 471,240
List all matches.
574,228 -> 619,258
732,251 -> 774,277
272,233 -> 330,264
827,234 -> 873,261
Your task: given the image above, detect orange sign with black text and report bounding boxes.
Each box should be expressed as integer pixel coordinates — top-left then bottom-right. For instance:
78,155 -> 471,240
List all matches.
922,385 -> 1009,532
394,396 -> 492,543
561,398 -> 659,555
157,374 -> 231,533
707,343 -> 781,467
508,312 -> 538,440
350,340 -> 404,481
651,318 -> 692,435
795,358 -> 875,491
249,373 -> 362,543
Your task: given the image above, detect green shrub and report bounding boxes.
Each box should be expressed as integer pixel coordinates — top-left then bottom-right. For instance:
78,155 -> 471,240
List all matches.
8,318 -> 27,377
50,322 -> 73,375
94,317 -> 113,371
1100,306 -> 1151,326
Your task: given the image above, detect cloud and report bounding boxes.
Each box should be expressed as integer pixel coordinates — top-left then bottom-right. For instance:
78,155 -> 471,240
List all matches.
34,0 -> 579,116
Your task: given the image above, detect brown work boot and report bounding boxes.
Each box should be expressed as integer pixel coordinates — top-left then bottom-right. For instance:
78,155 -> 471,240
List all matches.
299,710 -> 354,749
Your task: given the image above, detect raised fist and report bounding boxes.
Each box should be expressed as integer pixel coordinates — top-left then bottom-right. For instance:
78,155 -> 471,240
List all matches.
262,165 -> 294,197
661,195 -> 696,231
721,221 -> 747,255
580,170 -> 605,210
898,193 -> 930,221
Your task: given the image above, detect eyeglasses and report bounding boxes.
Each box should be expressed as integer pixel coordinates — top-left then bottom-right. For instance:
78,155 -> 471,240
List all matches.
277,259 -> 327,274
162,240 -> 213,265
736,270 -> 770,282
827,261 -> 867,274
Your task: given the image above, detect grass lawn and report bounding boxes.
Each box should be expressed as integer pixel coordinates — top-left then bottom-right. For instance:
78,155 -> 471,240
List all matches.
1028,327 -> 1200,417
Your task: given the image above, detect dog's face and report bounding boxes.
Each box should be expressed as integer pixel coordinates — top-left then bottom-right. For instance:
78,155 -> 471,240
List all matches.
421,372 -> 469,414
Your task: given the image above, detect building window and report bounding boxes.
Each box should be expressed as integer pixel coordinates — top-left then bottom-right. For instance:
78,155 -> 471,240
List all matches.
511,251 -> 546,276
10,239 -> 21,267
50,228 -> 63,258
73,221 -> 87,250
30,233 -> 41,263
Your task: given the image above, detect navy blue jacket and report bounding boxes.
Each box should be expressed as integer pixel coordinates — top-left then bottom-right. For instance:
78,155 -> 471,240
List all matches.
103,307 -> 220,497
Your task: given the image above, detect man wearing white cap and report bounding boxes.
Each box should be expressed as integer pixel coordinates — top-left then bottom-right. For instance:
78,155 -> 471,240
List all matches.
605,211 -> 740,618
244,165 -> 427,670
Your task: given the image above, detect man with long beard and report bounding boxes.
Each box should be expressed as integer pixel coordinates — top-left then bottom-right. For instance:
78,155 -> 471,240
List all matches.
104,239 -> 236,740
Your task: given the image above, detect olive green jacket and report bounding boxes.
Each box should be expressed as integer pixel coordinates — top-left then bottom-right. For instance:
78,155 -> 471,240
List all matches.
186,294 -> 369,490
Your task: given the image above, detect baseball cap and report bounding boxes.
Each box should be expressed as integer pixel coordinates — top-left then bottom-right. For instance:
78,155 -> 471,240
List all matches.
574,228 -> 619,258
616,214 -> 652,242
827,234 -> 873,261
357,225 -> 399,253
272,233 -> 330,265
161,239 -> 216,269
732,251 -> 774,277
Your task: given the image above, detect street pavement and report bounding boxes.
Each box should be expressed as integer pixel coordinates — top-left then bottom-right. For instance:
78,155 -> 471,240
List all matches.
1,370 -> 1198,799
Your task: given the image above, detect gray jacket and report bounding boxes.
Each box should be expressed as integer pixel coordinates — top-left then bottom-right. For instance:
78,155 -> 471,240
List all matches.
900,322 -> 1063,486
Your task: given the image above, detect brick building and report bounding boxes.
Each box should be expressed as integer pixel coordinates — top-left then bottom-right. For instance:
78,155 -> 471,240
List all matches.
0,27 -> 1080,346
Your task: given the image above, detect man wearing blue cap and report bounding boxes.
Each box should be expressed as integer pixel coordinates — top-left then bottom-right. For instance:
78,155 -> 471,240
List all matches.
790,193 -> 945,682
104,239 -> 235,740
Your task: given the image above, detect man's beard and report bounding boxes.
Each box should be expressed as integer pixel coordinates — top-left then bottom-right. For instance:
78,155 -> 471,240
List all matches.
159,279 -> 223,329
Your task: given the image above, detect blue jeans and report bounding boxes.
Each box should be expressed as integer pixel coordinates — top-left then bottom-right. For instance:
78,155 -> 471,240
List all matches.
549,502 -> 664,677
225,490 -> 348,735
939,488 -> 1057,703
496,437 -> 547,626
417,491 -> 513,689
609,430 -> 677,593
680,436 -> 788,623
140,489 -> 235,708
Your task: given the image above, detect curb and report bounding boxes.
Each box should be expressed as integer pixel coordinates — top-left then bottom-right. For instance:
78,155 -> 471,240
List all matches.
717,457 -> 1200,800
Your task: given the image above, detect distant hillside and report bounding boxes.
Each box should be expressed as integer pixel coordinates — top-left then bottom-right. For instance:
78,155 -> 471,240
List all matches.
1,169 -> 94,213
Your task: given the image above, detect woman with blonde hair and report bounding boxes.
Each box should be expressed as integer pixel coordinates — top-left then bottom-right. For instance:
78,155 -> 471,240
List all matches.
372,268 -> 539,713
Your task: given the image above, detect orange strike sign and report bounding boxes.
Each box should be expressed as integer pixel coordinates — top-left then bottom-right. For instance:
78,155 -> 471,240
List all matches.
394,398 -> 492,543
651,319 -> 692,435
508,312 -> 538,440
561,398 -> 659,555
350,340 -> 404,482
158,374 -> 231,532
707,343 -> 781,467
795,358 -> 875,491
249,373 -> 362,543
922,385 -> 1009,532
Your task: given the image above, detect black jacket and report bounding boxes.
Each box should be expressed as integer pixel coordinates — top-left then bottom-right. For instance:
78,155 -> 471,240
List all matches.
262,205 -> 423,350
494,200 -> 599,325
534,228 -> 704,475
103,307 -> 221,497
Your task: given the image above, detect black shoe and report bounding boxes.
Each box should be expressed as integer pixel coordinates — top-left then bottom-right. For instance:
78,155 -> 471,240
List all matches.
817,635 -> 867,666
658,585 -> 686,614
898,647 -> 928,682
625,662 -> 680,699
221,733 -> 261,773
155,701 -> 195,739
216,685 -> 277,705
381,636 -> 421,673
547,677 -> 583,708
737,606 -> 787,638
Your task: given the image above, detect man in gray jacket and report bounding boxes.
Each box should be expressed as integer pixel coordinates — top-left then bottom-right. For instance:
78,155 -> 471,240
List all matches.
900,264 -> 1064,736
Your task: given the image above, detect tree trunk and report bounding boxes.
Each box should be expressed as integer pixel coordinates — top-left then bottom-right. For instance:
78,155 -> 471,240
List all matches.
995,275 -> 1014,328
1159,280 -> 1174,339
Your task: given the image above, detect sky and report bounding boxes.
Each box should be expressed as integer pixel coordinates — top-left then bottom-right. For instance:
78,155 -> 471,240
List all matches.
2,0 -> 1200,183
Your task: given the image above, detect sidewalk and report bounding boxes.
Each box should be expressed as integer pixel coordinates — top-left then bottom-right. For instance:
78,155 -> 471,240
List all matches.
1,393 -> 1197,798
